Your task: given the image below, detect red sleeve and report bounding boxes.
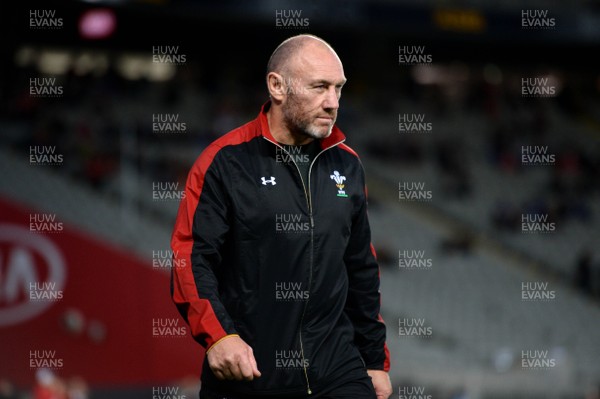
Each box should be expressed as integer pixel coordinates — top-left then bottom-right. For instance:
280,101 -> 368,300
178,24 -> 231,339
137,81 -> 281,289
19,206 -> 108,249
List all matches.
170,144 -> 236,350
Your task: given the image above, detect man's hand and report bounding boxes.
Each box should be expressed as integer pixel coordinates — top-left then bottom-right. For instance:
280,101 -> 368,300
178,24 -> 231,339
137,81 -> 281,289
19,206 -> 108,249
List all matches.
367,369 -> 392,399
206,335 -> 261,381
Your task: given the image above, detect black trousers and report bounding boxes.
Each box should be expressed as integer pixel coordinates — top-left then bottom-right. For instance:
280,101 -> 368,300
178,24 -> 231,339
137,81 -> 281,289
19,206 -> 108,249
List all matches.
199,373 -> 376,399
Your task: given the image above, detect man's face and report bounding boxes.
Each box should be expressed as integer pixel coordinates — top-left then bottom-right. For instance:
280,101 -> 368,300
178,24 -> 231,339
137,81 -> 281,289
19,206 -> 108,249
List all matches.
281,45 -> 346,140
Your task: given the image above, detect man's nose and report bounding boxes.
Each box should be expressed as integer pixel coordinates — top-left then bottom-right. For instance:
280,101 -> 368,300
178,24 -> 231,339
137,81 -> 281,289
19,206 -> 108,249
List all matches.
323,87 -> 339,110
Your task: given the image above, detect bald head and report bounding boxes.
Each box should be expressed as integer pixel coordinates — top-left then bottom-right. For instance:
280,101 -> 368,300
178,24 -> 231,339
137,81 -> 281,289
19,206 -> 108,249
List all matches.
267,34 -> 341,76
265,34 -> 346,145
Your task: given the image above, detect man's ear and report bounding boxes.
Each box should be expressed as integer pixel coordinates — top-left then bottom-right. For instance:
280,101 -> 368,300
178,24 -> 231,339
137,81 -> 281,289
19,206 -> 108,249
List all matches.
267,72 -> 286,102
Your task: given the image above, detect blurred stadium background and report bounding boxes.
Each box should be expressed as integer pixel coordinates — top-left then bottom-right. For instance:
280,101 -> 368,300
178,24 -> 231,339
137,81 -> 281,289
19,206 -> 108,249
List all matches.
1,0 -> 599,398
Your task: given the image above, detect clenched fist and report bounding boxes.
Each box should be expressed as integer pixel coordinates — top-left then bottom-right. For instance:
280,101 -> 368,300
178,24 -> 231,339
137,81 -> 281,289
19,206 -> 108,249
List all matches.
206,335 -> 261,381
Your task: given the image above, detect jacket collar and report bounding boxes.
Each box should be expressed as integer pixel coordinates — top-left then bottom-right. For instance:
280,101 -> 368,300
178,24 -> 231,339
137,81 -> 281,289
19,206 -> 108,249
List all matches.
258,101 -> 346,149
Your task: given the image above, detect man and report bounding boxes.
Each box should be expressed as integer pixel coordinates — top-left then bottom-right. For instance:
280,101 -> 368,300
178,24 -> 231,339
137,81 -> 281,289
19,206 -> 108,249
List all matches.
171,34 -> 392,399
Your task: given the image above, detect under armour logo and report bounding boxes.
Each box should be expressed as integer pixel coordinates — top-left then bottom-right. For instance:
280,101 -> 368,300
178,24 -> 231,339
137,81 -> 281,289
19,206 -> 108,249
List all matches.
261,176 -> 276,185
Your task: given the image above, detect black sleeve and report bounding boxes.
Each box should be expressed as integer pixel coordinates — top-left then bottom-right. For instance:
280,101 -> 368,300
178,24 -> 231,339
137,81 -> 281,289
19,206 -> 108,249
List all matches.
343,164 -> 390,371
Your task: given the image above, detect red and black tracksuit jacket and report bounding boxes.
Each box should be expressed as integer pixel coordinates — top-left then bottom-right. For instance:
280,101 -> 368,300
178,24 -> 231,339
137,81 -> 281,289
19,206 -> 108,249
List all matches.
171,101 -> 390,396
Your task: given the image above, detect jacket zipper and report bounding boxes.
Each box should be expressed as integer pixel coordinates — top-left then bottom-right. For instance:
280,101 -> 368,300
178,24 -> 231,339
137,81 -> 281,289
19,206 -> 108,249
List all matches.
263,137 -> 344,395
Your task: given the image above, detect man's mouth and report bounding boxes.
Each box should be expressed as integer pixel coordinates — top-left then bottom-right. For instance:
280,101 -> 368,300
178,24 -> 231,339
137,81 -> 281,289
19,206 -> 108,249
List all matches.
316,116 -> 334,122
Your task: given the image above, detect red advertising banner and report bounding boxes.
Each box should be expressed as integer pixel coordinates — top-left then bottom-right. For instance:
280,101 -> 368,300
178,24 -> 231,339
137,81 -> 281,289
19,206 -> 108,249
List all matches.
0,196 -> 202,388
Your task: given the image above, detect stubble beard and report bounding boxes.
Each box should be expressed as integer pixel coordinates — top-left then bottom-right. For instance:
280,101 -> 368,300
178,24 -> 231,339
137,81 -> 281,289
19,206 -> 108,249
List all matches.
282,94 -> 335,141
